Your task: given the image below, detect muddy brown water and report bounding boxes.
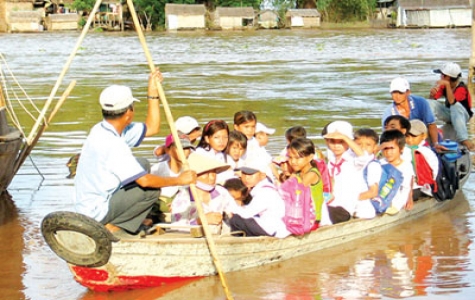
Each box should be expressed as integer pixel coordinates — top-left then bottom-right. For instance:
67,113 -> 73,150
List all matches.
1,28 -> 475,299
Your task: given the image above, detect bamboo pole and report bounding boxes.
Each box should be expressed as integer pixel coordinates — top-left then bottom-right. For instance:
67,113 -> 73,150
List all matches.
125,1 -> 234,299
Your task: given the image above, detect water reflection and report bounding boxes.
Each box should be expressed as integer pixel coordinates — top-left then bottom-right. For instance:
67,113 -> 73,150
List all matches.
159,194 -> 472,300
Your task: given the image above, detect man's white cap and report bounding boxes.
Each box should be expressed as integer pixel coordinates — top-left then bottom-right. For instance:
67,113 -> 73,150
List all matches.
99,85 -> 139,111
389,77 -> 410,93
255,122 -> 275,135
175,116 -> 200,134
325,120 -> 354,139
434,62 -> 462,78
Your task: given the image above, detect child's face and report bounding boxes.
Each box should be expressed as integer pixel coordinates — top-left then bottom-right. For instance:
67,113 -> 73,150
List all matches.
228,189 -> 244,206
380,140 -> 402,164
227,141 -> 245,162
325,138 -> 349,158
405,133 -> 426,146
355,136 -> 378,155
234,120 -> 256,140
384,119 -> 406,135
205,129 -> 228,152
255,132 -> 269,147
241,172 -> 265,188
287,148 -> 313,173
197,170 -> 217,186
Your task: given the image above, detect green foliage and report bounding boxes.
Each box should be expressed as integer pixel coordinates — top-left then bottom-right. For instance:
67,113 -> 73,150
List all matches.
71,0 -> 96,12
317,0 -> 377,22
78,17 -> 87,28
218,0 -> 261,9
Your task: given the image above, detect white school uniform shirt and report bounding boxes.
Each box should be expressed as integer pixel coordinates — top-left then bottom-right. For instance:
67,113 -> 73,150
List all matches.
380,158 -> 414,211
326,149 -> 370,216
150,160 -> 180,198
171,185 -> 239,234
233,179 -> 290,238
354,153 -> 381,219
411,142 -> 439,196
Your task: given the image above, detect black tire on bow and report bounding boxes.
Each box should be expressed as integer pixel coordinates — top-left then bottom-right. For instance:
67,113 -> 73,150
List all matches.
41,211 -> 118,268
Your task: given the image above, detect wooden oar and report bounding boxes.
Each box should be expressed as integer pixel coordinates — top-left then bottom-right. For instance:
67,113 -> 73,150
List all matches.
125,1 -> 234,299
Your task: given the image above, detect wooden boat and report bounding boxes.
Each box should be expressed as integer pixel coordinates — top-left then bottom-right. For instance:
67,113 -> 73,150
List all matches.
41,146 -> 472,292
0,54 -> 72,193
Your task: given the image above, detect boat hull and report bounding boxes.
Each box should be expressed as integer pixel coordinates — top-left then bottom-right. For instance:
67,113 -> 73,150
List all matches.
0,129 -> 22,192
68,194 -> 464,292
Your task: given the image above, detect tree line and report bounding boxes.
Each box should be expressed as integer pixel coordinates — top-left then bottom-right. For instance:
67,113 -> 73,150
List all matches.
71,0 -> 378,29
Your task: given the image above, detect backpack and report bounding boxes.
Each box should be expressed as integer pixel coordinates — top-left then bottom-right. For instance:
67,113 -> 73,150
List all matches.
314,158 -> 332,194
411,148 -> 437,193
278,176 -> 316,236
363,161 -> 404,214
432,153 -> 459,202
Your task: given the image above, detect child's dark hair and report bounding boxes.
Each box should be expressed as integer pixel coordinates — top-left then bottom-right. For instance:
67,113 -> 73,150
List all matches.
354,128 -> 379,144
233,110 -> 257,126
197,120 -> 229,150
380,129 -> 406,150
285,126 -> 307,143
226,130 -> 247,154
223,178 -> 252,205
287,137 -> 317,168
383,115 -> 411,133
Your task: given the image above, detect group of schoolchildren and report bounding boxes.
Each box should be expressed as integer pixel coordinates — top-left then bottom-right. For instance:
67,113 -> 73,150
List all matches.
148,108 -> 442,239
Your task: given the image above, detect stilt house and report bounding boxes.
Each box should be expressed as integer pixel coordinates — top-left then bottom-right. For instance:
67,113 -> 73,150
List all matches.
285,9 -> 321,28
214,7 -> 255,30
165,3 -> 206,30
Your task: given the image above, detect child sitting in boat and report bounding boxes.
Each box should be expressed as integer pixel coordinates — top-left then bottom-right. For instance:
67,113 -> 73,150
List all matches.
196,120 -> 230,184
273,126 -> 307,183
229,159 -> 290,238
171,153 -> 238,234
153,116 -> 201,158
223,178 -> 252,207
286,137 -> 330,227
149,134 -> 195,223
226,130 -> 247,170
379,130 -> 414,214
405,120 -> 439,198
323,121 -> 368,224
353,128 -> 380,219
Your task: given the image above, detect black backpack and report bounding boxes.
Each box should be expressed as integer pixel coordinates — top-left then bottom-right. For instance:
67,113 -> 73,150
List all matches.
432,154 -> 459,202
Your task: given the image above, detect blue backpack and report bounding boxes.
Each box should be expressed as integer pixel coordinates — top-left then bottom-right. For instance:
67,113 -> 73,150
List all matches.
363,161 -> 404,214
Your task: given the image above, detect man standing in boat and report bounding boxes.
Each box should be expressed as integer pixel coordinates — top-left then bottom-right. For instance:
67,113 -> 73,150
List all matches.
382,77 -> 444,152
74,71 -> 196,236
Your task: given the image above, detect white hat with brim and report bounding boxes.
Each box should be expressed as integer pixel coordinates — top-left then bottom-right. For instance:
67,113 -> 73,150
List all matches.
237,158 -> 269,175
408,119 -> 427,136
176,116 -> 201,134
434,62 -> 462,79
324,120 -> 354,140
255,122 -> 275,135
100,85 -> 140,111
187,152 -> 230,175
389,77 -> 410,93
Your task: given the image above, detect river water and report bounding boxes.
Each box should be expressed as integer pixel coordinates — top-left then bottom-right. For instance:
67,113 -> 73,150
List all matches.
1,28 -> 475,299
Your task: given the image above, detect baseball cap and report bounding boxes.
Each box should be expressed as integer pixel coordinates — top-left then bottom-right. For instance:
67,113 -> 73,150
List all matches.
408,119 -> 427,136
99,85 -> 139,111
165,134 -> 195,149
434,62 -> 462,78
187,152 -> 230,175
237,158 -> 269,175
389,77 -> 410,93
175,116 -> 200,135
324,120 -> 354,139
255,122 -> 275,135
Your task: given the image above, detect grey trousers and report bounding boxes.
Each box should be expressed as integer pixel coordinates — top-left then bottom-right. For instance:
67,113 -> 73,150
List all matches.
101,158 -> 160,233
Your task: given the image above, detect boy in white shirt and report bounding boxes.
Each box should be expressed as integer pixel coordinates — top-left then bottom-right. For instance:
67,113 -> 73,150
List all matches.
405,119 -> 439,197
353,128 -> 381,219
229,159 -> 290,238
380,130 -> 414,213
323,121 -> 368,224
